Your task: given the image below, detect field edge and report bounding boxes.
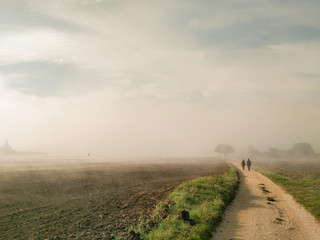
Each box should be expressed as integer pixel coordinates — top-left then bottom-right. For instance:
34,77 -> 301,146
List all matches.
131,163 -> 239,240
254,165 -> 320,222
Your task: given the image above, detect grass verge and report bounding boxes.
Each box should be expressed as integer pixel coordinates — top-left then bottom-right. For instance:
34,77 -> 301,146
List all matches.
254,166 -> 320,222
133,164 -> 239,240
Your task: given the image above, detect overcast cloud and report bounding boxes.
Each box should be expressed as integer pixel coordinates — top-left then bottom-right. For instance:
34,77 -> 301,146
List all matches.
0,0 -> 319,157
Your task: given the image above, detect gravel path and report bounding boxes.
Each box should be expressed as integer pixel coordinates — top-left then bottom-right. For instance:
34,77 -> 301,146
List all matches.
212,163 -> 320,240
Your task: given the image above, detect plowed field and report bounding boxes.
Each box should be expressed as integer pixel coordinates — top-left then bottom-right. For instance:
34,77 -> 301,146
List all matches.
0,159 -> 227,239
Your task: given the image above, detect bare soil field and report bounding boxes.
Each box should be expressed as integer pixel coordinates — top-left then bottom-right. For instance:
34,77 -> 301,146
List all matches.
0,159 -> 227,240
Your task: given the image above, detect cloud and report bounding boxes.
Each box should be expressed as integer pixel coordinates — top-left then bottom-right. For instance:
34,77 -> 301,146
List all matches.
0,29 -> 70,65
0,61 -> 105,96
192,21 -> 320,49
0,0 -> 319,156
0,1 -> 84,32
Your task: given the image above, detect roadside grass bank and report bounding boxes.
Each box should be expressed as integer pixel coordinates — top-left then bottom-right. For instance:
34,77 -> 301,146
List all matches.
254,165 -> 320,222
133,164 -> 239,240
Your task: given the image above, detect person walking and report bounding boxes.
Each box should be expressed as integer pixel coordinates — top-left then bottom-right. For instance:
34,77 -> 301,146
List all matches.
241,159 -> 246,170
247,158 -> 252,171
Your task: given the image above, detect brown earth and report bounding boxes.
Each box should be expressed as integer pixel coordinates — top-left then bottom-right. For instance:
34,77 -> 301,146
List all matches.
0,159 -> 227,239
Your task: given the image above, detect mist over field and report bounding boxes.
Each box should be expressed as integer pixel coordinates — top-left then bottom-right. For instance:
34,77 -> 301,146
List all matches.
2,3 -> 320,240
0,0 -> 320,158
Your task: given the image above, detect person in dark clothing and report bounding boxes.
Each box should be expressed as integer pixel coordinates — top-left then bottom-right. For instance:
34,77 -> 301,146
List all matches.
241,159 -> 246,170
247,158 -> 252,171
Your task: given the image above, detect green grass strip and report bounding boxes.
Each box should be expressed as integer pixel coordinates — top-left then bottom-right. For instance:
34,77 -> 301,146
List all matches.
135,164 -> 239,240
254,166 -> 320,222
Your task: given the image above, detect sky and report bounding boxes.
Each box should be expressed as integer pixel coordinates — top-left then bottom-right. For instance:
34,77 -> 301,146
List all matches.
0,0 -> 319,157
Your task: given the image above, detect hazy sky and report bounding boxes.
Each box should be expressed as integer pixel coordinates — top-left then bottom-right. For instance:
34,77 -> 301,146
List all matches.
0,0 -> 319,157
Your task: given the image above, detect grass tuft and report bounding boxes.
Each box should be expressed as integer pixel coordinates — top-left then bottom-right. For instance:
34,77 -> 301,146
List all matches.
259,186 -> 270,194
267,197 -> 275,202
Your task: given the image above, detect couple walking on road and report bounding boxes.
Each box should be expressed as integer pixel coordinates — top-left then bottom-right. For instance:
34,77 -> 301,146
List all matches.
241,158 -> 251,171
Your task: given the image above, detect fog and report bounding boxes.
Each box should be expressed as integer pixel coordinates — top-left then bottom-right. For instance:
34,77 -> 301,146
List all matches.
1,91 -> 319,158
0,1 -> 319,158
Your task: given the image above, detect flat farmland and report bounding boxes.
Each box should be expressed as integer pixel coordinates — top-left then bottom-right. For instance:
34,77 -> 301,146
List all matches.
0,159 -> 228,239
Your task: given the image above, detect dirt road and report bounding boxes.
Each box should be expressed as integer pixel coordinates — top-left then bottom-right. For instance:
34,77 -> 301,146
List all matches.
212,163 -> 320,240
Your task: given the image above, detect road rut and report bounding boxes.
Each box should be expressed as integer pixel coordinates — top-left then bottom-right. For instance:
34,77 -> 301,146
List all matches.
212,163 -> 320,240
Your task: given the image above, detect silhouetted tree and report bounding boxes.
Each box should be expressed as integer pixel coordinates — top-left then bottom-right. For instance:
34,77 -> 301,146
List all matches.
290,143 -> 314,156
247,146 -> 261,156
215,144 -> 235,155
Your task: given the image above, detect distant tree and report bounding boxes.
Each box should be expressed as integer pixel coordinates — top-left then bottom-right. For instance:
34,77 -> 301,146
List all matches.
290,143 -> 314,156
215,144 -> 235,155
267,148 -> 282,158
247,146 -> 261,156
